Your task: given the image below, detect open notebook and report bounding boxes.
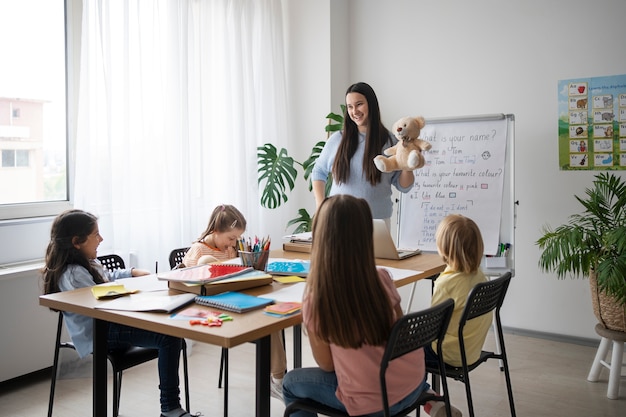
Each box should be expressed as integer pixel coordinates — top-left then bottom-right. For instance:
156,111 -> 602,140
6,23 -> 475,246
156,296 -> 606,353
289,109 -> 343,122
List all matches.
373,219 -> 421,260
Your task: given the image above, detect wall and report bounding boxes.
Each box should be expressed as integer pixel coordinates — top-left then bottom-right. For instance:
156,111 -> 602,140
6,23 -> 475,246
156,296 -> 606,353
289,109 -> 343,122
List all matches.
339,0 -> 626,340
3,0 -> 625,353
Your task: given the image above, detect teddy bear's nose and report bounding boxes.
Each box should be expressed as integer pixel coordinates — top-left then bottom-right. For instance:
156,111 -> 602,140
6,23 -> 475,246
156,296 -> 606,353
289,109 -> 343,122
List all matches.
396,127 -> 402,132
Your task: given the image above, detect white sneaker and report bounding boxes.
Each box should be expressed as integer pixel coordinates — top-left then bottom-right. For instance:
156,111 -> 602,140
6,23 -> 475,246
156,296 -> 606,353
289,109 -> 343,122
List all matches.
270,377 -> 283,400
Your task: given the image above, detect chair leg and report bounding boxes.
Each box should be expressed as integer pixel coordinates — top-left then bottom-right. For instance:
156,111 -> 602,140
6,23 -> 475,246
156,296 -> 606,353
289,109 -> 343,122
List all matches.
223,348 -> 229,417
182,340 -> 190,411
48,315 -> 64,417
218,347 -> 227,388
587,337 -> 610,382
113,370 -> 122,417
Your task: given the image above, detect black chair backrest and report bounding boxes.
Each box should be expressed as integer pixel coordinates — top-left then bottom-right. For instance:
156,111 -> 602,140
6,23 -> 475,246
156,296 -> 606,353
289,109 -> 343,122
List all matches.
461,272 -> 512,325
97,254 -> 126,272
169,247 -> 190,269
380,298 -> 455,414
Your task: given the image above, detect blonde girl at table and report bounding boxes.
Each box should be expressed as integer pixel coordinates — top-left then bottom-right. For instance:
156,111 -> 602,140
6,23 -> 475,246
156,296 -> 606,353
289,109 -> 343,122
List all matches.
41,209 -> 200,417
182,203 -> 288,399
282,195 -> 461,417
424,215 -> 491,380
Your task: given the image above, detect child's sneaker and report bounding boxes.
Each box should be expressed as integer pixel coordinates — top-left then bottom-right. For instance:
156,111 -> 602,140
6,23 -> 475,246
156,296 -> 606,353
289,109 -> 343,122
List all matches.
270,376 -> 283,400
427,401 -> 462,417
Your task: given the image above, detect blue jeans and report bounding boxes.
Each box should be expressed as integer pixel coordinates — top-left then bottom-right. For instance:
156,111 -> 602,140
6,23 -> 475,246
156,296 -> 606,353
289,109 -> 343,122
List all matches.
283,367 -> 429,417
108,323 -> 183,413
423,344 -> 440,369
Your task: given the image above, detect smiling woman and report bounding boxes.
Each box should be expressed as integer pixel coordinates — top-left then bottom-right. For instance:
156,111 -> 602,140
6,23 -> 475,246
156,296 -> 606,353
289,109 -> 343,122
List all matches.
0,0 -> 70,220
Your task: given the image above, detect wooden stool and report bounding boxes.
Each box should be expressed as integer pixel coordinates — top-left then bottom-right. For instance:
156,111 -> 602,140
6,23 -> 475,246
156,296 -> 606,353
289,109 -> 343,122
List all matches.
587,323 -> 626,399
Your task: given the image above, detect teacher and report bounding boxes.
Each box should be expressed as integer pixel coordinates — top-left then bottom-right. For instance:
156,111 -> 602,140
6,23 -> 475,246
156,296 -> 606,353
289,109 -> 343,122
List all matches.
311,82 -> 415,224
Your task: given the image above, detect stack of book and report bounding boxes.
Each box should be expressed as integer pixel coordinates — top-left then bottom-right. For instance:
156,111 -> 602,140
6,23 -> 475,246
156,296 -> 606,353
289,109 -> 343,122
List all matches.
282,232 -> 312,253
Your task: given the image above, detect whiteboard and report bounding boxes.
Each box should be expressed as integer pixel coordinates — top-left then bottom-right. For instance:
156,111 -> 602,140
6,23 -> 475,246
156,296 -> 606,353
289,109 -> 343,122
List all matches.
397,114 -> 515,270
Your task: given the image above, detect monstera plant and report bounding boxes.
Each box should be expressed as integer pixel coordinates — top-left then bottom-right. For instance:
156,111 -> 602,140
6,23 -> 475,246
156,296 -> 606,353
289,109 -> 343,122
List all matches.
257,106 -> 344,233
536,172 -> 626,331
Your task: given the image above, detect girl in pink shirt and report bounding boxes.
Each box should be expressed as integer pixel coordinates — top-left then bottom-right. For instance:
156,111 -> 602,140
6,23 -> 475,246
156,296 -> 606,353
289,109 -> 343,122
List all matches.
283,195 -> 454,416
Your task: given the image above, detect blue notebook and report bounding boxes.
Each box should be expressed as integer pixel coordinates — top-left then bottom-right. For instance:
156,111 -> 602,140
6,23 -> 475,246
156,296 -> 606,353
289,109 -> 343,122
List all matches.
194,291 -> 274,313
265,260 -> 310,277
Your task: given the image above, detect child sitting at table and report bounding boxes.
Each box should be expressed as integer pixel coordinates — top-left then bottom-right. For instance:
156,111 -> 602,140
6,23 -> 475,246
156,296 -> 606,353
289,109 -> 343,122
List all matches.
41,209 -> 200,417
282,194 -> 461,417
183,203 -> 288,399
423,214 -> 491,415
182,204 -> 246,267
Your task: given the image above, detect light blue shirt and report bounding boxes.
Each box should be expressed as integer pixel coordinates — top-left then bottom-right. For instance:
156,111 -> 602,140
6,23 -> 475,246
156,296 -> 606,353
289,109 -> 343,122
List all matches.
58,261 -> 132,357
311,131 -> 413,219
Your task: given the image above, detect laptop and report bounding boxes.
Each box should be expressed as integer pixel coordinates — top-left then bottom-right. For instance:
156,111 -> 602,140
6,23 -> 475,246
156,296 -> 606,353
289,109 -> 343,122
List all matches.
372,219 -> 422,260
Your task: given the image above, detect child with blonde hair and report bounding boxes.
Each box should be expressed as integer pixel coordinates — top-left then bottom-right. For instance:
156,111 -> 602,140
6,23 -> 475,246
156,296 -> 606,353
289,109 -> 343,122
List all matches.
423,214 -> 492,416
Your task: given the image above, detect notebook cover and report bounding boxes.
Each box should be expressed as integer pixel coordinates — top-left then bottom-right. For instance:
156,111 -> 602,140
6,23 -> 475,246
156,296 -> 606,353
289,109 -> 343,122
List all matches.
194,291 -> 274,313
265,260 -> 310,277
157,263 -> 252,284
265,301 -> 302,315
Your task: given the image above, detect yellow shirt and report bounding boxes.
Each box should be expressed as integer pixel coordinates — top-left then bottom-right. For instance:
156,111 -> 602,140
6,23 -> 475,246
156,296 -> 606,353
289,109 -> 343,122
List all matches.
431,266 -> 492,367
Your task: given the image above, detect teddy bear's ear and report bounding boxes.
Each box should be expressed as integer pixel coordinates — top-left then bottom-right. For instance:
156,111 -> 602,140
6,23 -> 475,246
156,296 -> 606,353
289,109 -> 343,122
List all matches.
414,116 -> 426,129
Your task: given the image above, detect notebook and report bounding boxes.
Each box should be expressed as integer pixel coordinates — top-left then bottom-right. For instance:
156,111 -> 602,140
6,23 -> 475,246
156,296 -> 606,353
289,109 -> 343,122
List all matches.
372,219 -> 421,260
194,291 -> 274,313
94,291 -> 196,313
157,264 -> 252,284
265,260 -> 310,277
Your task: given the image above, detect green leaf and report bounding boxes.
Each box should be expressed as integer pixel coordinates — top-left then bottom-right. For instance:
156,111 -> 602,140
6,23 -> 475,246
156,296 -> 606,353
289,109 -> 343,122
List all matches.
286,208 -> 313,233
257,143 -> 299,209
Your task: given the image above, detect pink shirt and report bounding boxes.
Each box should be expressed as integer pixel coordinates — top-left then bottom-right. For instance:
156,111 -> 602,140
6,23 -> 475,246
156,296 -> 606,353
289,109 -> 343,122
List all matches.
303,268 -> 425,415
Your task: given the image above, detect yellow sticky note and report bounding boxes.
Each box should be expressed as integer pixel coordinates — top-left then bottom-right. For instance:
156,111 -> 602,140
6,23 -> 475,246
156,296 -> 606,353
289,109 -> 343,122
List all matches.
91,284 -> 138,299
273,275 -> 306,284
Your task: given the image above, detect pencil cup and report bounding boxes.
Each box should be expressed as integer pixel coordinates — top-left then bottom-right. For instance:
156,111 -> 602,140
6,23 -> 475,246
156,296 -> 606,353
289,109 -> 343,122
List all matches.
239,250 -> 270,271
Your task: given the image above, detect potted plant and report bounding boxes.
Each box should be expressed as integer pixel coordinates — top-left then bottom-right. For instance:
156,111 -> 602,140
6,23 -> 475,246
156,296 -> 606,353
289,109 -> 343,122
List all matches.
536,172 -> 626,331
256,106 -> 344,233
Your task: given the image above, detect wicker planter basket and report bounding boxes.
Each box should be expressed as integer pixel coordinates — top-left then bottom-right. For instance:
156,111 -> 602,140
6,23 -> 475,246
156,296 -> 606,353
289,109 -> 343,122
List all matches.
589,272 -> 626,332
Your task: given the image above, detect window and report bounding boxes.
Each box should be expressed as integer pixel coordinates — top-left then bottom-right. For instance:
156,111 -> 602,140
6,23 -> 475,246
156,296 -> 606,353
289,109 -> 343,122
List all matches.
0,0 -> 70,218
2,150 -> 30,168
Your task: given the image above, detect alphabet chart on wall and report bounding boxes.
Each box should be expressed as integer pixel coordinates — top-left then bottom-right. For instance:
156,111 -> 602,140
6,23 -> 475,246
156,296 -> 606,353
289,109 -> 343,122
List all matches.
397,114 -> 512,256
558,73 -> 626,170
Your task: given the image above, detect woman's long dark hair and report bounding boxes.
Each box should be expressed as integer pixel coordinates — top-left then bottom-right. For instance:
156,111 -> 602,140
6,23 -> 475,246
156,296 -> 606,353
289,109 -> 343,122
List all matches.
42,209 -> 104,294
332,82 -> 392,186
307,194 -> 394,348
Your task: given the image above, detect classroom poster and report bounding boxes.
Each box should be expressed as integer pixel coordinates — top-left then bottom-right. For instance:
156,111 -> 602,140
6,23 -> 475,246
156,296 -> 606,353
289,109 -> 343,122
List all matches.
558,74 -> 626,170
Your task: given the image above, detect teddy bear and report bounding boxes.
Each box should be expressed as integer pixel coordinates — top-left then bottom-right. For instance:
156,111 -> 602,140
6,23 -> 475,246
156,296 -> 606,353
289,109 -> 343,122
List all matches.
373,116 -> 431,172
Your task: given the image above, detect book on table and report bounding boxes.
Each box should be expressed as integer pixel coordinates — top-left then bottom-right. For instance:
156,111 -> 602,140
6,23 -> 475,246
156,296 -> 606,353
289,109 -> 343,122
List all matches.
94,291 -> 196,313
265,260 -> 310,277
157,263 -> 252,284
194,291 -> 274,314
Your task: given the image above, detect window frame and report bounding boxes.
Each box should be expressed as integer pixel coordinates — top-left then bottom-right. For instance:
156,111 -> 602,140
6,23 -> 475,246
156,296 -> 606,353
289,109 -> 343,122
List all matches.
0,0 -> 73,220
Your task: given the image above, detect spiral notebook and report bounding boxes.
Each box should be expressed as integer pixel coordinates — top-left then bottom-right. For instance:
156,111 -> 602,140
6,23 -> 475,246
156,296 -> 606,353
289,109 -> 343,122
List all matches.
157,263 -> 252,284
194,291 -> 274,313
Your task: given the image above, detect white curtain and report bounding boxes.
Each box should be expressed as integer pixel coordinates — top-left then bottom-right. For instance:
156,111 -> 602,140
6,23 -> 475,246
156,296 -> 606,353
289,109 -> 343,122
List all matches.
74,0 -> 289,269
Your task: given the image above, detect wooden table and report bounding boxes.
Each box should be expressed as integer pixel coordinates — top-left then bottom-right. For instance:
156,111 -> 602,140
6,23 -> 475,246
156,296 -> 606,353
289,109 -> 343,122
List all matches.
39,251 -> 445,417
39,284 -> 300,417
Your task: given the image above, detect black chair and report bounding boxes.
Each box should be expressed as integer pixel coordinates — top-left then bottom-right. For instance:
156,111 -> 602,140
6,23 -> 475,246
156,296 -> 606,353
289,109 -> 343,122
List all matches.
426,272 -> 516,417
48,254 -> 190,417
169,247 -> 190,269
284,298 -> 456,417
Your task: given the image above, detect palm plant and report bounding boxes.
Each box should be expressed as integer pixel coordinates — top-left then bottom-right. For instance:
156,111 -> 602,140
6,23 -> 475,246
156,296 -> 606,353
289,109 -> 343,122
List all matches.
536,172 -> 626,308
257,106 -> 344,233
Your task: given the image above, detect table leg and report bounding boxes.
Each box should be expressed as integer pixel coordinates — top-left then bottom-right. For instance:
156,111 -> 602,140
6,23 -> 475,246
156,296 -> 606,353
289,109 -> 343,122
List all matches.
255,335 -> 271,417
293,324 -> 302,369
93,319 -> 108,417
